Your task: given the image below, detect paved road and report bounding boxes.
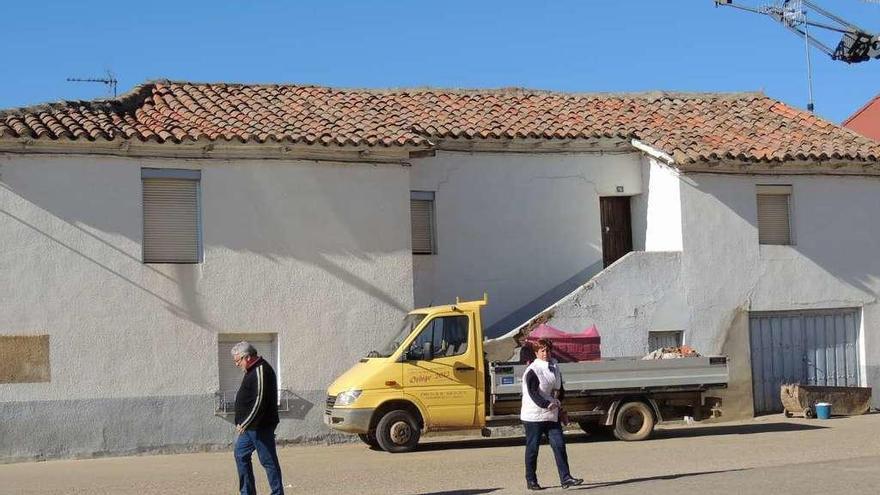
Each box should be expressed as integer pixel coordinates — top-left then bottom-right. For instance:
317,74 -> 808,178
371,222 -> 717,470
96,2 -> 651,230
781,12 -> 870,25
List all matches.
3,414 -> 880,494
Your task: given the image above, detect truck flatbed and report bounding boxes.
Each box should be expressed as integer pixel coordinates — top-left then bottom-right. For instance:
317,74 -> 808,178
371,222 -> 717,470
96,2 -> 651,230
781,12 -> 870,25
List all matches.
490,356 -> 729,395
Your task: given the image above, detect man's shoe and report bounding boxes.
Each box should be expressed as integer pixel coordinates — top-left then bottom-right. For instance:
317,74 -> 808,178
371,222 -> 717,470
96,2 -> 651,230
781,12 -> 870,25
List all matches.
561,476 -> 584,489
526,481 -> 544,491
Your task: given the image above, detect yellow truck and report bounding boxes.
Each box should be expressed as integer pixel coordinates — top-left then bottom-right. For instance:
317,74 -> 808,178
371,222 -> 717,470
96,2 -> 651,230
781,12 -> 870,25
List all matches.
325,296 -> 728,452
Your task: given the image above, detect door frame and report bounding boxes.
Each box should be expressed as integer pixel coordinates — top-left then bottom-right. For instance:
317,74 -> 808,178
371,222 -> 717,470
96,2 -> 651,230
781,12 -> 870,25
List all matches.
599,195 -> 633,267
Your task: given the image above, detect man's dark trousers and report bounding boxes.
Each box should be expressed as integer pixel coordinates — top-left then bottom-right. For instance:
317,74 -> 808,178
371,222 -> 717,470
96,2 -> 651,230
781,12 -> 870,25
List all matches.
235,427 -> 284,495
523,420 -> 572,484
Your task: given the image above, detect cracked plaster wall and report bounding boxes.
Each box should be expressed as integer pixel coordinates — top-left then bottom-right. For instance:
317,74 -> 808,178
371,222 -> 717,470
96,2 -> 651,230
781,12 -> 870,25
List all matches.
410,151 -> 642,335
523,251 -> 687,357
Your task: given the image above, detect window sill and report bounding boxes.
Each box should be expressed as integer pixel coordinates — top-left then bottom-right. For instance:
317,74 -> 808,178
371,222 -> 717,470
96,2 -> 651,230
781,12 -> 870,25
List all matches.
759,244 -> 798,260
143,261 -> 203,265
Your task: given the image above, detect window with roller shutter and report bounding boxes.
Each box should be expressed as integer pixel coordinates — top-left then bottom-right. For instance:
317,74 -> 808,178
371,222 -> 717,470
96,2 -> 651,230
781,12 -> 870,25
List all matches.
756,185 -> 793,245
142,168 -> 203,263
411,191 -> 436,255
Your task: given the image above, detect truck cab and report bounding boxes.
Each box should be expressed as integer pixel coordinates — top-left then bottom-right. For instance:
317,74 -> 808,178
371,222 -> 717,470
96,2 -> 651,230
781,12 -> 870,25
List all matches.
325,297 -> 488,452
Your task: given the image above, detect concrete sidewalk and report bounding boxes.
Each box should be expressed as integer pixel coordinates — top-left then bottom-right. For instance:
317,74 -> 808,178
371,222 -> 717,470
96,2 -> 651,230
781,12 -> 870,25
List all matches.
2,414 -> 879,494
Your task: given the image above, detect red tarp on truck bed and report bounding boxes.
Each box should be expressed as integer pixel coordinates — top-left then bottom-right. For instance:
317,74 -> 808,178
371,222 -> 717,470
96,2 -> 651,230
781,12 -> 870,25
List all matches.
525,324 -> 601,363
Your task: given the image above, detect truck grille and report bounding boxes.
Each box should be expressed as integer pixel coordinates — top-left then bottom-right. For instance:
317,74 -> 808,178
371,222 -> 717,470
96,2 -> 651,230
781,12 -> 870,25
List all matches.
325,395 -> 336,414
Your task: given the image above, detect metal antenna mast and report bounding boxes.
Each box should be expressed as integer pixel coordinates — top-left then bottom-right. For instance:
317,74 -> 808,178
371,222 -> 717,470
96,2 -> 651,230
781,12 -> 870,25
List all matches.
66,70 -> 118,98
803,10 -> 815,112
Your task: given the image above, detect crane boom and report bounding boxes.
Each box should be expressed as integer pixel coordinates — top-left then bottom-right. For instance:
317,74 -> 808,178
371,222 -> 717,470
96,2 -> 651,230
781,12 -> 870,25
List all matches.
715,0 -> 880,63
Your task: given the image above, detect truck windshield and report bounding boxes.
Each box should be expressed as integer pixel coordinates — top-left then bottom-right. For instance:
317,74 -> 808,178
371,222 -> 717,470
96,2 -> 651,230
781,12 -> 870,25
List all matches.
370,313 -> 427,358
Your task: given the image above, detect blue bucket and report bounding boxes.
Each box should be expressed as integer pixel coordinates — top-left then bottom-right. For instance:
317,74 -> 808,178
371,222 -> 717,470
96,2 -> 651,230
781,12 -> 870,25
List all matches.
815,402 -> 832,420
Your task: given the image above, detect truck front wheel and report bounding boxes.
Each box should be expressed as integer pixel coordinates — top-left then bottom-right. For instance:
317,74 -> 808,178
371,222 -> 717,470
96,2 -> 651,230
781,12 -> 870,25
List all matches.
375,410 -> 421,453
613,401 -> 655,441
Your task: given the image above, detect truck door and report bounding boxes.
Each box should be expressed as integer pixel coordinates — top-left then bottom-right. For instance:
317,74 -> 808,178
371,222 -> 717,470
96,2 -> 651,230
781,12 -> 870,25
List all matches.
402,313 -> 478,427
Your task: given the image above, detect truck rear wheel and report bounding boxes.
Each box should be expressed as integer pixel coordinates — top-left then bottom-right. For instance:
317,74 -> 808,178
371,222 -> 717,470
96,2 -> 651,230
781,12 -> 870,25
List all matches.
357,432 -> 381,450
375,410 -> 421,453
613,401 -> 655,441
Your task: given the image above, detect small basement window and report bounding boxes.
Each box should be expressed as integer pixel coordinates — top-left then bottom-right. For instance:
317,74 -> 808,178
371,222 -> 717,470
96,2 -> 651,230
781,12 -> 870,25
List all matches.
216,333 -> 279,414
648,330 -> 683,352
756,185 -> 793,245
142,168 -> 203,263
411,191 -> 437,255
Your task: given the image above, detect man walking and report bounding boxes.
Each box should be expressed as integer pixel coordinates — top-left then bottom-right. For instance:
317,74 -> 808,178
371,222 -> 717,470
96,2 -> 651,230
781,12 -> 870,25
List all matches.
231,341 -> 284,495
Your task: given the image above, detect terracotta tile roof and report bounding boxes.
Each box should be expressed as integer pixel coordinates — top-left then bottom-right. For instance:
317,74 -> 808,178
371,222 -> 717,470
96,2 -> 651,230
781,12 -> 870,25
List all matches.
2,80 -> 879,165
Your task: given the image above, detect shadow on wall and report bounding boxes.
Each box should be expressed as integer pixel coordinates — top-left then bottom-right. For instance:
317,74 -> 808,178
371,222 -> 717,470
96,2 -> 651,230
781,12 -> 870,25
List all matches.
682,174 -> 880,412
283,392 -> 315,420
484,260 -> 605,338
682,174 -> 880,307
0,202 -> 221,330
1,159 -> 411,334
214,389 -> 315,427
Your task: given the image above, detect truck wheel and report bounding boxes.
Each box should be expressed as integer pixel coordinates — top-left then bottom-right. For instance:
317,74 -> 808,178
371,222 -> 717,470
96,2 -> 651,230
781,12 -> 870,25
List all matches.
613,401 -> 655,441
804,407 -> 814,419
357,432 -> 381,450
375,410 -> 421,453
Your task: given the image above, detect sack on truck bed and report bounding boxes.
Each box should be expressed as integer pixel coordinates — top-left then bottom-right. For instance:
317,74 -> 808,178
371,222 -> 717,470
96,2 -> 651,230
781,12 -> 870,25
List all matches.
642,345 -> 701,360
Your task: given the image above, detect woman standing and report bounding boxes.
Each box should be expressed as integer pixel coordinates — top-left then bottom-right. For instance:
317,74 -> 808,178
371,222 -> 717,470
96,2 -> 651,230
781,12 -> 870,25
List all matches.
520,338 -> 584,490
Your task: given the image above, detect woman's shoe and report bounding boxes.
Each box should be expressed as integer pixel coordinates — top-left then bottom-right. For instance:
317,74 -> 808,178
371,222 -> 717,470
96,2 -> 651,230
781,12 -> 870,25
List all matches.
561,476 -> 584,489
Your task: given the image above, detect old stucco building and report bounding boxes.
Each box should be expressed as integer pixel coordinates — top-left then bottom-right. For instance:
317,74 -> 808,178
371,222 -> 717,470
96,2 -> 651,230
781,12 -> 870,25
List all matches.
2,81 -> 880,461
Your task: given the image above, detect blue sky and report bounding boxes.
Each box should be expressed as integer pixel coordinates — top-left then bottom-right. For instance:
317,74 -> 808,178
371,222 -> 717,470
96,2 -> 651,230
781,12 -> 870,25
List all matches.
2,0 -> 878,124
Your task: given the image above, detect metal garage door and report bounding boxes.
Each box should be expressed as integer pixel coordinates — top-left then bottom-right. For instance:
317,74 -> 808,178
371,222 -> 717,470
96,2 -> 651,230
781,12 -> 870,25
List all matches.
750,309 -> 861,414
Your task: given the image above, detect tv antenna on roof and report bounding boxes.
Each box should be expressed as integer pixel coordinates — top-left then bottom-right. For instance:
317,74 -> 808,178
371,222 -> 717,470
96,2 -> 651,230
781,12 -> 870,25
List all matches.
66,70 -> 118,98
716,1 -> 880,112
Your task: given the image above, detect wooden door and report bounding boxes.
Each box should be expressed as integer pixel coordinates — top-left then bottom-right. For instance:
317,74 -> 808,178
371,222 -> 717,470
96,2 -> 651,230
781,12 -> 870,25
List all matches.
600,196 -> 633,267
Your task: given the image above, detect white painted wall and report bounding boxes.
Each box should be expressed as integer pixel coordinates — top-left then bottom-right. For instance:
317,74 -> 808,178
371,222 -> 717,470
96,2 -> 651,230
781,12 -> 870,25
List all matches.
643,157 -> 683,252
492,169 -> 880,418
679,173 -> 880,414
484,251 -> 686,362
0,154 -> 413,459
410,151 -> 643,336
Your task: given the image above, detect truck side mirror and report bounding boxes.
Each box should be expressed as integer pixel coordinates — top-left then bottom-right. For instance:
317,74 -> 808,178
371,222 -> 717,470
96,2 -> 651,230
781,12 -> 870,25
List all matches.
422,341 -> 434,361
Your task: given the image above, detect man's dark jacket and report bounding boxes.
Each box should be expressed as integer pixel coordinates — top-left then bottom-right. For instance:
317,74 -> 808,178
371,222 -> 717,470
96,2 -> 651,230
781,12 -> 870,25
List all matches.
234,357 -> 280,430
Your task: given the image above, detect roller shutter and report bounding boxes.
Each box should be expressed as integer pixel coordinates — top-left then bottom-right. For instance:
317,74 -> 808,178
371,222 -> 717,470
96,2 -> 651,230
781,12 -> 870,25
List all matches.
411,191 -> 436,254
757,185 -> 792,245
142,169 -> 202,263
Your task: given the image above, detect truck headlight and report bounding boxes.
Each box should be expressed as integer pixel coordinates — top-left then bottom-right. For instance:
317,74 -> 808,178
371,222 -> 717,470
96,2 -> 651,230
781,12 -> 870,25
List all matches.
335,389 -> 362,406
